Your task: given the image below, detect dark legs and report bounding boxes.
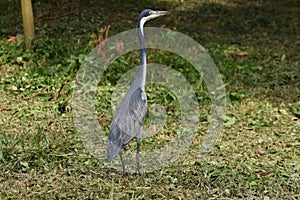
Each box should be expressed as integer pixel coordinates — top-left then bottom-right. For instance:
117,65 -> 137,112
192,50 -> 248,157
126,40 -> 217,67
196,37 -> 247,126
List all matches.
118,138 -> 142,175
119,151 -> 126,174
136,137 -> 141,175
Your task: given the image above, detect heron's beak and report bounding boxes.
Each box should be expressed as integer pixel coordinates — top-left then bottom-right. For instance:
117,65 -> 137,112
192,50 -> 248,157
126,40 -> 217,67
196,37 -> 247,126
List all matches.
149,10 -> 169,19
155,11 -> 168,16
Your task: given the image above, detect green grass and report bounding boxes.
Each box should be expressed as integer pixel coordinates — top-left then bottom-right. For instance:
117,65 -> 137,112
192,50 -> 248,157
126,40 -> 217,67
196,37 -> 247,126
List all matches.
0,0 -> 299,199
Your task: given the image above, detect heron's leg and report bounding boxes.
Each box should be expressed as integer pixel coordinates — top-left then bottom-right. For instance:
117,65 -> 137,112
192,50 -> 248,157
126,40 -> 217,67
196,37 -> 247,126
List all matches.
119,150 -> 126,174
136,137 -> 141,175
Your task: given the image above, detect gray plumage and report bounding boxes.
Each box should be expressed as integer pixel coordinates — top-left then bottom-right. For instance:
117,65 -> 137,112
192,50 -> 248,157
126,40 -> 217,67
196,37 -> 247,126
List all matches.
106,9 -> 168,174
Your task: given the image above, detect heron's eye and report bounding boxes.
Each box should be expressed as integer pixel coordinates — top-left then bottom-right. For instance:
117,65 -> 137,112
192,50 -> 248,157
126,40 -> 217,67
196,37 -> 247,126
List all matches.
149,11 -> 155,15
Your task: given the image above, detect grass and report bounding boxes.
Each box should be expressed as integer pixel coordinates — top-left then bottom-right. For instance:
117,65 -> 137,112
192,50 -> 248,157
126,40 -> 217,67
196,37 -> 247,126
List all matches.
0,0 -> 299,199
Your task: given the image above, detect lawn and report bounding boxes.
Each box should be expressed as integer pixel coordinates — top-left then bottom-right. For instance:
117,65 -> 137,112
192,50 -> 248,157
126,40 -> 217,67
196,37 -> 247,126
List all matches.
0,0 -> 299,199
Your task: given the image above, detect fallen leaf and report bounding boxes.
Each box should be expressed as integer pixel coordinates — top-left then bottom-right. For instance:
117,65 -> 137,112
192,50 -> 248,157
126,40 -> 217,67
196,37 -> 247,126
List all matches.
238,122 -> 246,127
8,35 -> 16,41
256,147 -> 265,155
226,51 -> 248,57
124,178 -> 130,185
258,171 -> 271,176
152,125 -> 157,132
291,117 -> 298,121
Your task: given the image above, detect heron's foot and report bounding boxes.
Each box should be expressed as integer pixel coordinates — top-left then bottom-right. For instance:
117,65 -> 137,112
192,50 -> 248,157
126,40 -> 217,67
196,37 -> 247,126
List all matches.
121,165 -> 130,175
123,169 -> 129,175
136,165 -> 142,175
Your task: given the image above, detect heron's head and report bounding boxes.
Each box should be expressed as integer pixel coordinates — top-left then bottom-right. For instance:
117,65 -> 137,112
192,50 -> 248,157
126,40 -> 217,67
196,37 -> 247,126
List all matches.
137,9 -> 168,28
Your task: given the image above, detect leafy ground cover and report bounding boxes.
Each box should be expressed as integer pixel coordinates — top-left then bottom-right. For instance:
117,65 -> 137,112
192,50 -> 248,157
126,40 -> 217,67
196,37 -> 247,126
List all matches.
0,0 -> 299,199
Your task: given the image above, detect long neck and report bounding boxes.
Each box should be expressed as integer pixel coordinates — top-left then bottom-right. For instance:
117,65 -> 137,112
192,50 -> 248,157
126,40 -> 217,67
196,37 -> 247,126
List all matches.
136,19 -> 147,89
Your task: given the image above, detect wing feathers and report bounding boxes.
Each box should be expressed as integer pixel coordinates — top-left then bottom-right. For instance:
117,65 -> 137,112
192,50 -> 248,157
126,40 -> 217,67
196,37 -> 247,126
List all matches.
107,87 -> 147,159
